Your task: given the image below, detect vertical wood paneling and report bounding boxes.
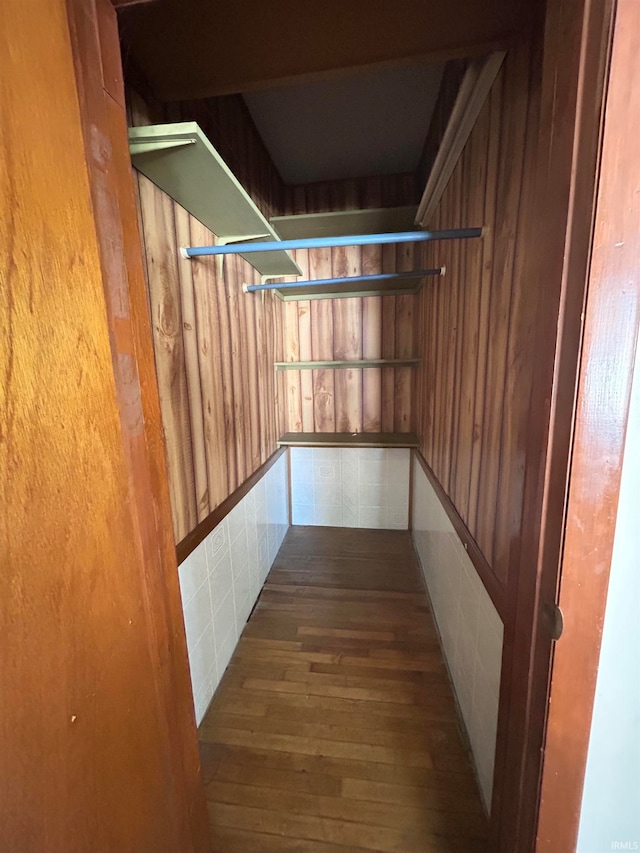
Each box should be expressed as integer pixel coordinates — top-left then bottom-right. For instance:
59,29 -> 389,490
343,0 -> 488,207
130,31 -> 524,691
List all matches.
189,222 -> 228,512
475,45 -> 530,567
284,298 -> 302,432
362,243 -> 383,432
137,179 -> 197,540
130,86 -> 285,545
333,244 -> 363,432
394,243 -> 416,432
242,263 -> 261,472
310,248 -> 335,431
414,39 -> 540,589
175,207 -> 209,522
455,118 -> 487,522
491,45 -> 541,583
295,255 -> 315,433
468,80 -> 501,532
281,174 -> 418,436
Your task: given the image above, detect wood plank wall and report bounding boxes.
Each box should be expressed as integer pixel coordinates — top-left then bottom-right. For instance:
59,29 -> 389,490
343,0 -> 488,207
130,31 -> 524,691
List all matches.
414,38 -> 540,586
128,87 -> 287,544
280,175 -> 420,435
415,60 -> 467,194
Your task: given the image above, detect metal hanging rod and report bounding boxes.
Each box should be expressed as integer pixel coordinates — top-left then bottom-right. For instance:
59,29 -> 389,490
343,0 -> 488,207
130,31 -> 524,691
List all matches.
243,268 -> 445,293
180,227 -> 483,259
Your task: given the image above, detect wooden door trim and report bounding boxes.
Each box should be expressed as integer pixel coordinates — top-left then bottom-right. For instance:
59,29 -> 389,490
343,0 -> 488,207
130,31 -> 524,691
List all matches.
536,0 -> 640,845
490,0 -> 616,849
65,0 -> 211,848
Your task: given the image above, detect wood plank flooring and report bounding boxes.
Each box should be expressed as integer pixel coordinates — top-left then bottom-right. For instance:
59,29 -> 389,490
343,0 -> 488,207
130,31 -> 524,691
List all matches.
199,527 -> 488,852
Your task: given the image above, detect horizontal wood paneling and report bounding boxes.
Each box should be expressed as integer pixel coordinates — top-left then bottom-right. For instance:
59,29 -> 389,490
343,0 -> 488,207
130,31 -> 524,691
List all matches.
414,39 -> 540,589
280,176 -> 419,436
128,87 -> 286,545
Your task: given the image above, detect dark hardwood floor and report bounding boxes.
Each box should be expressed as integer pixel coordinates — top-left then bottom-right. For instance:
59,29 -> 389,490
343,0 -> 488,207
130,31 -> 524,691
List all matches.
199,526 -> 489,852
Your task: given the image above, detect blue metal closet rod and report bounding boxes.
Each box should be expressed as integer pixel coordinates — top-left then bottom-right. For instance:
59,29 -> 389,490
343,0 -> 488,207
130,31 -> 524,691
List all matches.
180,227 -> 483,258
243,268 -> 445,293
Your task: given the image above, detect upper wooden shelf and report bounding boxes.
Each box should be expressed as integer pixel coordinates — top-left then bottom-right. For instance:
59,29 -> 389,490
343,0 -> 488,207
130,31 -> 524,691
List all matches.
278,432 -> 419,448
128,122 -> 302,278
270,206 -> 418,241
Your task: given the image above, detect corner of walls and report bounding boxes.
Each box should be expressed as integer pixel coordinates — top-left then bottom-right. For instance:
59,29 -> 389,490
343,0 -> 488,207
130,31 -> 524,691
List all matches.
177,453 -> 290,724
411,453 -> 503,813
290,446 -> 410,529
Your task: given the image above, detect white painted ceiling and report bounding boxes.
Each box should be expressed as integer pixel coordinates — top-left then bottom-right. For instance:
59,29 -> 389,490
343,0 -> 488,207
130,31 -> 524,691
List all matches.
243,62 -> 444,185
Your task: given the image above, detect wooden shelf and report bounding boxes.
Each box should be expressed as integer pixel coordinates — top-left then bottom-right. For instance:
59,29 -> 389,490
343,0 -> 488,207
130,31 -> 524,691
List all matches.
275,358 -> 420,370
274,273 -> 426,301
128,122 -> 302,278
270,206 -> 418,240
278,432 -> 419,448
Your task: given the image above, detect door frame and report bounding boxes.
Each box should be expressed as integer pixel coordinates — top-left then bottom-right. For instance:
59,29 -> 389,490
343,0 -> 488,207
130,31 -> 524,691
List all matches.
535,0 -> 640,845
493,0 -> 639,849
490,0 -> 616,849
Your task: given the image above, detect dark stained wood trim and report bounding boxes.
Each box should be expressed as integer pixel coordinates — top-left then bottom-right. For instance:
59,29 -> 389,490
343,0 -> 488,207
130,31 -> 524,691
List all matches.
176,447 -> 287,564
536,0 -> 640,845
491,1 -> 615,850
413,450 -> 506,619
65,1 -> 210,848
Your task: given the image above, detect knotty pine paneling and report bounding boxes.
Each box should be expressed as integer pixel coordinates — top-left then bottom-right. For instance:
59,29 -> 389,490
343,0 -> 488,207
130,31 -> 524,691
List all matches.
128,87 -> 287,544
414,39 -> 540,585
280,175 -> 420,435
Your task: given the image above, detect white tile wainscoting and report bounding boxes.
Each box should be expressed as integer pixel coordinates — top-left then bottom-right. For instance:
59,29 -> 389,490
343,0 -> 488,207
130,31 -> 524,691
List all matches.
290,446 -> 411,529
411,456 -> 504,813
177,453 -> 289,724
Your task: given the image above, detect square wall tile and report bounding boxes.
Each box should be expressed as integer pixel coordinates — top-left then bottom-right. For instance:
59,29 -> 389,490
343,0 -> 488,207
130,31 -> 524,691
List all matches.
358,459 -> 385,485
178,542 -> 208,607
315,505 -> 343,526
290,447 -> 410,531
313,461 -> 340,483
226,501 -> 246,544
213,589 -> 236,653
312,447 -> 341,463
292,480 -> 314,506
177,450 -> 290,723
182,581 -> 212,651
205,519 -> 228,568
208,549 -> 233,612
314,482 -> 342,506
292,502 -> 315,526
187,621 -> 216,701
411,457 -> 503,814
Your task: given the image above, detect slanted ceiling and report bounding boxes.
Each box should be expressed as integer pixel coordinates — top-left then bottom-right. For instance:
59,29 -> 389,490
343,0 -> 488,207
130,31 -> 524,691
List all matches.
118,0 -> 527,101
243,63 -> 444,184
